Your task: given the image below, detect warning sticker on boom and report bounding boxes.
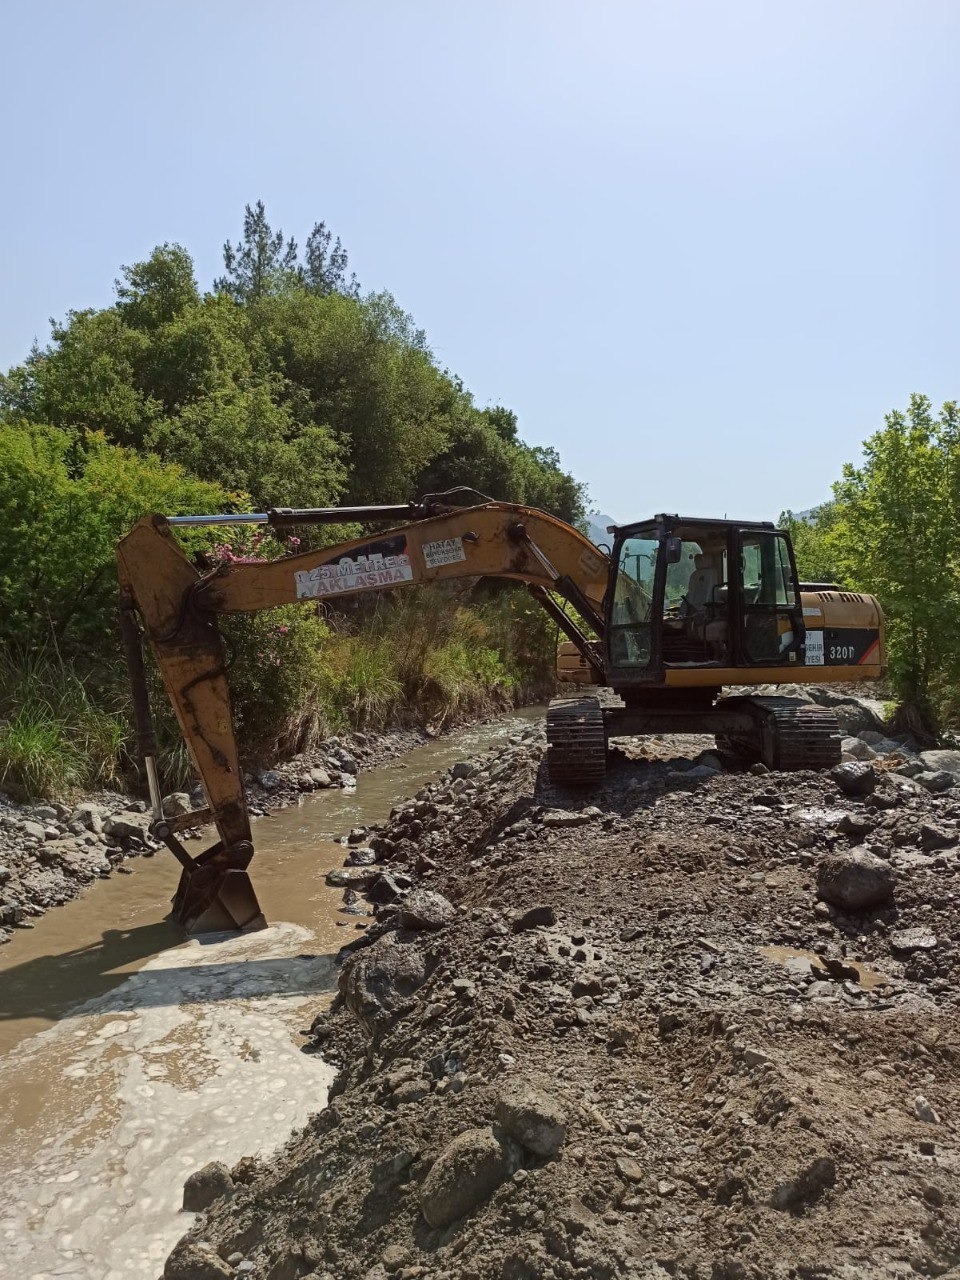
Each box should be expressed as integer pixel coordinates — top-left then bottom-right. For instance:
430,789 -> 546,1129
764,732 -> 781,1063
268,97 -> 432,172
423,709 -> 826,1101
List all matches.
295,553 -> 414,598
422,537 -> 467,569
804,630 -> 825,665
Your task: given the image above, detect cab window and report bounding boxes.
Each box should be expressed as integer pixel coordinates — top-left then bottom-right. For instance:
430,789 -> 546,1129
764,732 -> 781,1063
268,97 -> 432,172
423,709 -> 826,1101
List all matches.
610,536 -> 657,667
740,532 -> 798,662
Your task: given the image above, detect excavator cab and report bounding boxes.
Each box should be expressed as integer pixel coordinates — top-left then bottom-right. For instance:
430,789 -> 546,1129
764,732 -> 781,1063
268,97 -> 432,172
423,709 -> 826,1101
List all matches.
604,516 -> 805,683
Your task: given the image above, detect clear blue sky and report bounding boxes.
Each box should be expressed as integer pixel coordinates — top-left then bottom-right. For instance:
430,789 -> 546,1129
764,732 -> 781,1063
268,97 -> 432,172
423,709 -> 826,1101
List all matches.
3,1 -> 958,522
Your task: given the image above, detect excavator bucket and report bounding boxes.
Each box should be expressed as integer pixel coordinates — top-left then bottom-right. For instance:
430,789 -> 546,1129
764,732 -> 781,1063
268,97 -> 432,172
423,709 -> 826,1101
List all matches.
170,853 -> 266,934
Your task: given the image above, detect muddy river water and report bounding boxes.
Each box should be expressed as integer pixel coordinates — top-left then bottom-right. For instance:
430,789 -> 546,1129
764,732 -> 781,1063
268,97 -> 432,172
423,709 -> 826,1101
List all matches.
0,711 -> 539,1280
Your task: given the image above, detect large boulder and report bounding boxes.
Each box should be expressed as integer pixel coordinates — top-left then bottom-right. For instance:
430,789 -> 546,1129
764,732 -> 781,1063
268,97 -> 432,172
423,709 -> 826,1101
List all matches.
162,792 -> 193,817
419,1127 -> 520,1228
830,762 -> 877,797
833,703 -> 880,737
917,770 -> 956,794
919,750 -> 960,778
496,1077 -> 567,1157
399,889 -> 456,932
103,815 -> 150,840
339,932 -> 428,1037
182,1159 -> 234,1211
816,848 -> 894,911
164,1239 -> 233,1279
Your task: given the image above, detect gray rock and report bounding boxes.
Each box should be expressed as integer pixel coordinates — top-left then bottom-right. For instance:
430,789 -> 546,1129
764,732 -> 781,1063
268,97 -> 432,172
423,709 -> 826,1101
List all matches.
181,1159 -> 234,1211
339,933 -> 428,1036
310,767 -> 332,788
368,872 -> 405,904
837,813 -> 874,838
919,823 -> 956,852
816,847 -> 894,910
914,1096 -> 941,1124
919,749 -> 960,778
512,905 -> 557,932
257,770 -> 282,791
162,792 -> 193,817
830,762 -> 877,797
0,866 -> 10,885
419,1127 -> 520,1228
21,821 -> 46,840
541,809 -> 599,828
890,927 -> 937,953
894,759 -> 924,778
345,846 -> 377,867
31,805 -> 58,821
616,1155 -> 645,1183
103,815 -> 149,840
399,889 -> 456,932
164,1239 -> 233,1279
496,1077 -> 567,1156
841,736 -> 876,762
338,753 -> 358,775
325,867 -> 369,889
917,770 -> 955,793
676,764 -> 719,782
771,1156 -> 836,1211
452,761 -> 477,780
833,702 -> 880,736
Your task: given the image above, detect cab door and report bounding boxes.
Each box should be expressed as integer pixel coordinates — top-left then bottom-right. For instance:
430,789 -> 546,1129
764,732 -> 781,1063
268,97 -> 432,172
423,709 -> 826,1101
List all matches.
736,530 -> 804,665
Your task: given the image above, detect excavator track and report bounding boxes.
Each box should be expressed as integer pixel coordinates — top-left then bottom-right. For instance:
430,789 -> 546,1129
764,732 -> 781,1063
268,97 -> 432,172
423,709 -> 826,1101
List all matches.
546,694 -> 608,785
718,696 -> 842,771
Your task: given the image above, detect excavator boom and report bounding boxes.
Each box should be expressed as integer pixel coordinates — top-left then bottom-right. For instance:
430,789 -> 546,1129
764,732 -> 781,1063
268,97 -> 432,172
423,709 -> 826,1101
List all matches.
116,496 -> 610,932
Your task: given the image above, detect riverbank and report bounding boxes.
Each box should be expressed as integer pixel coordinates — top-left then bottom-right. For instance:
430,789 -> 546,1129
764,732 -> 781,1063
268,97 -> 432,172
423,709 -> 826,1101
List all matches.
0,721 -> 476,944
167,715 -> 960,1280
0,712 -> 546,1278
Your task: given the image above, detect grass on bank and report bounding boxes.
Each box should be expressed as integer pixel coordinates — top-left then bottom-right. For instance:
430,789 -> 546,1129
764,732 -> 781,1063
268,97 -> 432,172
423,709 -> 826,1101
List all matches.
0,650 -> 126,800
0,585 -> 560,801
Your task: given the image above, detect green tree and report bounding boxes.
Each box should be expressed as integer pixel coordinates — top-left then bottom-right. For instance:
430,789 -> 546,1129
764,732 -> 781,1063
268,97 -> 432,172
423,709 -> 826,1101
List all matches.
116,244 -> 200,330
778,503 -> 844,586
829,394 -> 960,725
214,200 -> 299,302
303,221 -> 359,296
0,423 -> 238,653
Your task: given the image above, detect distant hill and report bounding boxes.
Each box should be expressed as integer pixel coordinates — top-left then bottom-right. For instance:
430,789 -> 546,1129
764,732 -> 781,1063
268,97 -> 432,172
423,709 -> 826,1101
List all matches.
585,513 -> 618,548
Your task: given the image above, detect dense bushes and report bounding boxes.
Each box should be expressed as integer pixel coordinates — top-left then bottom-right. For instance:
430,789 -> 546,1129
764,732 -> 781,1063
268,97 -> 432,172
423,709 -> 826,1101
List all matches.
0,206 -> 583,797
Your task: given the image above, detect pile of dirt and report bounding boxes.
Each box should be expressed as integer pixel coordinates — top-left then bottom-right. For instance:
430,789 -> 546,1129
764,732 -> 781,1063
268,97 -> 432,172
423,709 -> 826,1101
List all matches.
165,729 -> 960,1280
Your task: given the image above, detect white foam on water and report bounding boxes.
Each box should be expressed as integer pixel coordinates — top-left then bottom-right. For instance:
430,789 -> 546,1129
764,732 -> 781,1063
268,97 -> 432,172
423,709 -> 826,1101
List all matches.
0,923 -> 335,1279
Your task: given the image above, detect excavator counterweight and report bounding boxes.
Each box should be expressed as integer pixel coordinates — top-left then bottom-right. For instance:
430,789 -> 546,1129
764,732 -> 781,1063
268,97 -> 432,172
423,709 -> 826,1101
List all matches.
117,494 -> 884,934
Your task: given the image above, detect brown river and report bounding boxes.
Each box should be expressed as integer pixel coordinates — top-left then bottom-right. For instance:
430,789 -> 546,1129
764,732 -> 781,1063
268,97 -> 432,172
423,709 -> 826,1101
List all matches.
0,710 -> 539,1279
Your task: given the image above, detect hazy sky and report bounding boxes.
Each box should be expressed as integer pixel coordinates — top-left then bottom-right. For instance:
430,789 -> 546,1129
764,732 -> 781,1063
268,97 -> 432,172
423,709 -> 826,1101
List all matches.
3,1 -> 958,521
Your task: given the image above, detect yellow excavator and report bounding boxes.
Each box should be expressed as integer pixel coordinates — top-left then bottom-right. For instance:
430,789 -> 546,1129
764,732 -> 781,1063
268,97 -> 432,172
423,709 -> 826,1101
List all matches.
117,489 -> 884,933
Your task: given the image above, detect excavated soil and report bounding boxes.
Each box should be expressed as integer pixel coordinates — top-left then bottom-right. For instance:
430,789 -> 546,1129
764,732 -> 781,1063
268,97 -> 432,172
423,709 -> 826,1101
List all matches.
165,730 -> 960,1280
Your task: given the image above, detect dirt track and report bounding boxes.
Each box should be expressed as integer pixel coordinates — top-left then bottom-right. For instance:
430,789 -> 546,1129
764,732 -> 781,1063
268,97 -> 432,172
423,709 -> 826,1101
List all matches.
165,729 -> 960,1280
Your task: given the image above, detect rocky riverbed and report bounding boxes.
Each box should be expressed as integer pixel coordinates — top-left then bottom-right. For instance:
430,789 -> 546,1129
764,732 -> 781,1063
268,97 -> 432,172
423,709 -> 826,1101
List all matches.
162,689 -> 960,1280
0,727 -> 433,944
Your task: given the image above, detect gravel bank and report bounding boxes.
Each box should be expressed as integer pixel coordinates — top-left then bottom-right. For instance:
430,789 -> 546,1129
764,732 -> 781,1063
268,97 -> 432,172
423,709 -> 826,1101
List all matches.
0,725 -> 435,944
163,705 -> 960,1280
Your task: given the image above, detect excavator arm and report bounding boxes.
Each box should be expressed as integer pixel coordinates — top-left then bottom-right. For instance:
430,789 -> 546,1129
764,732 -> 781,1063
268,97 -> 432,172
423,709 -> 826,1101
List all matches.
116,496 -> 610,933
